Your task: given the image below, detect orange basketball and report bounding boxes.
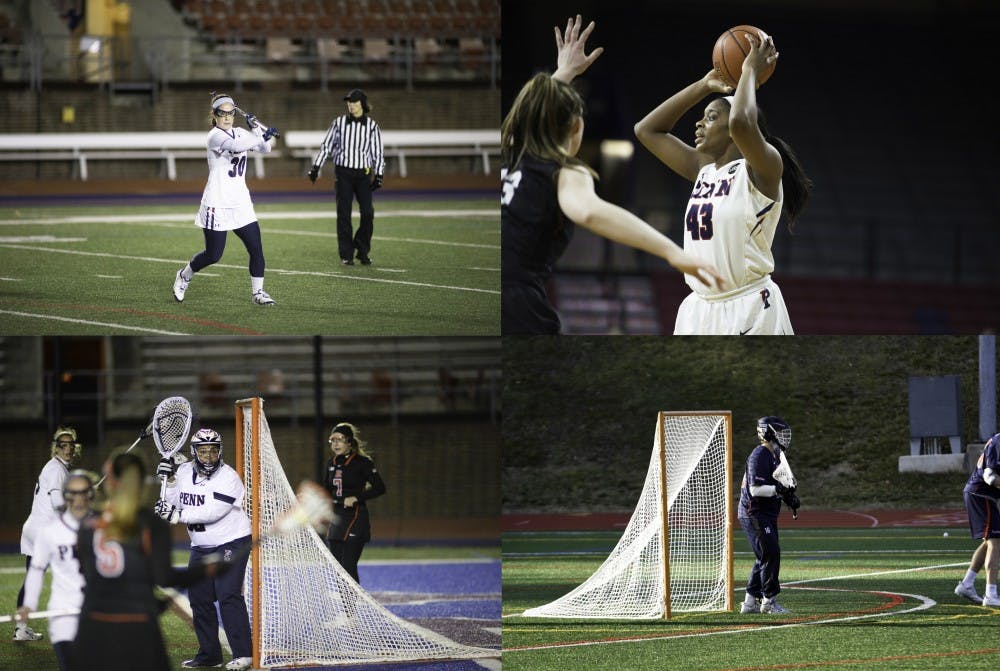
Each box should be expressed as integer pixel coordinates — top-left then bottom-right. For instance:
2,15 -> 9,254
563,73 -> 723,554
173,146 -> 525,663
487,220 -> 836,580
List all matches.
711,24 -> 776,89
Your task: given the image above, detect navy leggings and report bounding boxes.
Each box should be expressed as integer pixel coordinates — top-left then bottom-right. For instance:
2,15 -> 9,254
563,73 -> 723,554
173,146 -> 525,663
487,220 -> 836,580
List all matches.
190,221 -> 265,277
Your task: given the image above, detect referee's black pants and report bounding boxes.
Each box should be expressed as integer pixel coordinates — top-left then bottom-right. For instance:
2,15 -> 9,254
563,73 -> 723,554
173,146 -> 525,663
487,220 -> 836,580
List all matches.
335,165 -> 375,262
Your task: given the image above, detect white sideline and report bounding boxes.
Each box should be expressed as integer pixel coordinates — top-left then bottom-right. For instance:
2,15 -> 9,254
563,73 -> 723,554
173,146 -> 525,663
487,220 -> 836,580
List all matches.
0,209 -> 497,225
0,309 -> 189,335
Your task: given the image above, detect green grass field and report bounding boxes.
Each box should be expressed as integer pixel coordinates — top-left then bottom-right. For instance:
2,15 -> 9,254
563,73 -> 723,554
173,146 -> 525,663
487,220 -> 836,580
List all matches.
0,199 -> 498,335
0,544 -> 497,670
502,526 -> 999,671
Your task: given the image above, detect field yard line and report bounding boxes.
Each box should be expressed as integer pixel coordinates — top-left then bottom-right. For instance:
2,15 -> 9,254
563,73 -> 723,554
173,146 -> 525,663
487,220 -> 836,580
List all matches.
0,244 -> 500,295
507,589 -> 935,653
0,209 -> 496,225
0,309 -> 189,334
781,562 -> 967,587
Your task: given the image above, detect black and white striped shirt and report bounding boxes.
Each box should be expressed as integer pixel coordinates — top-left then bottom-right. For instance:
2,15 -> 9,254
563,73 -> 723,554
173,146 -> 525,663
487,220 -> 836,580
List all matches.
313,114 -> 385,174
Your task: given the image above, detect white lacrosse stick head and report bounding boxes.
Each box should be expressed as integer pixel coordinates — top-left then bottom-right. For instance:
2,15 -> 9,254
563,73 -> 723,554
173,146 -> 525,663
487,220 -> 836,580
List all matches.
274,481 -> 334,536
152,396 -> 193,460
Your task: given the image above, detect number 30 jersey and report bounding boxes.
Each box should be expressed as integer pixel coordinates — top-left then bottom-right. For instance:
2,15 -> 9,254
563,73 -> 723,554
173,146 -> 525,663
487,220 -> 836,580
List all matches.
200,126 -> 271,211
684,158 -> 783,297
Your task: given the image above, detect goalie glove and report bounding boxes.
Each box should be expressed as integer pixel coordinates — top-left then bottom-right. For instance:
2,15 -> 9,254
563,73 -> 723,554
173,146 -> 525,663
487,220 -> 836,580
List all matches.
156,457 -> 178,480
154,499 -> 182,524
781,491 -> 801,518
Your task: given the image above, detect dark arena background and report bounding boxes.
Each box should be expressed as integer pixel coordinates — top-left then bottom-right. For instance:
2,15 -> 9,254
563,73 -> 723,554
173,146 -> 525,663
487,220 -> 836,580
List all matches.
0,0 -> 500,336
501,0 -> 1000,334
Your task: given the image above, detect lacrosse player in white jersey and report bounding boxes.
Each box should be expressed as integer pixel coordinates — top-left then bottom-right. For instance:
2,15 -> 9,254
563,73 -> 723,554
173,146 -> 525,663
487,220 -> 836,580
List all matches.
635,30 -> 813,335
17,470 -> 97,670
173,92 -> 278,307
155,428 -> 253,670
15,427 -> 82,642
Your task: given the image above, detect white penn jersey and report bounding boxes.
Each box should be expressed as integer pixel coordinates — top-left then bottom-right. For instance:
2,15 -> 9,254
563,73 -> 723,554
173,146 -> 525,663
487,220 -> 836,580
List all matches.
200,126 -> 273,211
165,460 -> 251,548
683,158 -> 783,297
23,510 -> 86,643
20,457 -> 70,555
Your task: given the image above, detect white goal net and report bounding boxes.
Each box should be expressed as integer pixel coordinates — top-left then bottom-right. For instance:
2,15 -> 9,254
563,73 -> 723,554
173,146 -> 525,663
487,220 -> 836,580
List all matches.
234,397 -> 496,667
523,411 -> 732,619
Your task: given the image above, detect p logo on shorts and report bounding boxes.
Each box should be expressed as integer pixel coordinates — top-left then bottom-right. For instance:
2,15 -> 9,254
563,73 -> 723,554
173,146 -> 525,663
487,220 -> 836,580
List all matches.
760,288 -> 771,309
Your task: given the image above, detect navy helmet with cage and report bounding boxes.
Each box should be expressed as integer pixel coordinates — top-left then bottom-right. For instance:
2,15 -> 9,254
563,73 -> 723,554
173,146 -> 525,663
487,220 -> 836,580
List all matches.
757,416 -> 791,450
190,428 -> 223,477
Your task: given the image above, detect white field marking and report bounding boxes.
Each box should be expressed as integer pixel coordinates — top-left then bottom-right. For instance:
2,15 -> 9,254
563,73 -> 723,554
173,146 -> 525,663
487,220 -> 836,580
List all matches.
833,509 -> 881,527
476,657 -> 502,670
0,309 -> 189,335
507,588 -> 936,652
0,209 -> 495,225
0,244 -> 499,295
0,235 -> 87,243
465,267 -> 499,272
0,277 -> 22,281
96,274 -> 123,279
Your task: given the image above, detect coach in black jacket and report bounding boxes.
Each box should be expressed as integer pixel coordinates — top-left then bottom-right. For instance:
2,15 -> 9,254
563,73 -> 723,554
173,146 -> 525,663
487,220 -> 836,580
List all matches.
308,89 -> 386,266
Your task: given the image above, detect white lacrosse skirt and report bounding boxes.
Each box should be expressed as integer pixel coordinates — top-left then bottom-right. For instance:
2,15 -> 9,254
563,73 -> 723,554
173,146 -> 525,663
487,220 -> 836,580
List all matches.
674,276 -> 793,335
195,204 -> 258,232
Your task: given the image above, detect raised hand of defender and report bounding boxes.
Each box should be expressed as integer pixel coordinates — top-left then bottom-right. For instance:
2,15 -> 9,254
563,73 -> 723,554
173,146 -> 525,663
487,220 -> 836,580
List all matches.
154,498 -> 181,524
553,14 -> 604,83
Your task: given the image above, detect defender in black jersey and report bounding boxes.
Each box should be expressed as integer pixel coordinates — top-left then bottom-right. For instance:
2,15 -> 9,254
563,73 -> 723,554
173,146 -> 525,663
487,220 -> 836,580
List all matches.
322,423 -> 387,583
501,16 -> 723,334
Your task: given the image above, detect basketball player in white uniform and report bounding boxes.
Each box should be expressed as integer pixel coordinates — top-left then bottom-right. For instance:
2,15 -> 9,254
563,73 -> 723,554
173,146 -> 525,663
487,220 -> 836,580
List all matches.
635,30 -> 811,334
17,471 -> 96,671
16,427 -> 81,642
173,93 -> 278,307
155,428 -> 253,671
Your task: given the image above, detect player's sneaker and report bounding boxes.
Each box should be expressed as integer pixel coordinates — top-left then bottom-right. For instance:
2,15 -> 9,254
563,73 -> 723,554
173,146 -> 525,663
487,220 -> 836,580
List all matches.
173,268 -> 190,302
739,597 -> 761,614
955,582 -> 981,603
252,290 -> 275,306
181,660 -> 222,668
12,625 -> 43,641
982,594 -> 1000,607
760,597 -> 791,614
226,658 -> 252,670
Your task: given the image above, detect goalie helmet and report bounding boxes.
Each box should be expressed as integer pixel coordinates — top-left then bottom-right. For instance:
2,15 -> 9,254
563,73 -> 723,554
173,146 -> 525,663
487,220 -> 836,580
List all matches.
190,428 -> 223,477
757,416 -> 792,450
51,427 -> 82,465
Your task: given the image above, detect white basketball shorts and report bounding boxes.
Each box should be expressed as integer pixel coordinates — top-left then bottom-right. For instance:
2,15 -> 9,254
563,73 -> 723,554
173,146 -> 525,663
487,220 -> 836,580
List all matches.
674,276 -> 793,335
195,204 -> 258,232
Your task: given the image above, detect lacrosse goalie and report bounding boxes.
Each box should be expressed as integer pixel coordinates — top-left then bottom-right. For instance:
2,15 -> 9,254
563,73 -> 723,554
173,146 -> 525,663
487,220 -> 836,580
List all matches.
958,432 -> 1000,606
737,416 -> 800,615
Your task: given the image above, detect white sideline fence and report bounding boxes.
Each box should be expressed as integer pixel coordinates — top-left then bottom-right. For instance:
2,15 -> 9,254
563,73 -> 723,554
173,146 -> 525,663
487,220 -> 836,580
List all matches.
0,129 -> 500,180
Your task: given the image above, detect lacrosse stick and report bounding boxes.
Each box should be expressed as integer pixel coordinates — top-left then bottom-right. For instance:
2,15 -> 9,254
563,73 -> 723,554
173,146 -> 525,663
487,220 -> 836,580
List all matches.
773,448 -> 799,519
2,482 -> 331,626
94,420 -> 154,489
235,105 -> 281,139
151,396 -> 193,498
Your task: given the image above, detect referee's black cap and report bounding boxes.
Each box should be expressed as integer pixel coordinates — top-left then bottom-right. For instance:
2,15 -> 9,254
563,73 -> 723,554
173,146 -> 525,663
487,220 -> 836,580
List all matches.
344,89 -> 367,103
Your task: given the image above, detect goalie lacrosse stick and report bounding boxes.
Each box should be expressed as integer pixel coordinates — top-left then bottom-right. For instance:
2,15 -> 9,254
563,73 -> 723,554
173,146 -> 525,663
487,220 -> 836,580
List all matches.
773,448 -> 799,519
151,396 -> 193,498
2,481 -> 332,626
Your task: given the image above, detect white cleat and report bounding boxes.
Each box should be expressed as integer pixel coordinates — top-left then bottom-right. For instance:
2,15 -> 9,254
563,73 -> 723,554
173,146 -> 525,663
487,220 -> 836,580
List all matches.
982,594 -> 1000,607
955,582 -> 981,604
252,290 -> 275,306
226,658 -> 253,671
760,597 -> 791,614
739,598 -> 761,614
173,269 -> 189,302
13,625 -> 43,641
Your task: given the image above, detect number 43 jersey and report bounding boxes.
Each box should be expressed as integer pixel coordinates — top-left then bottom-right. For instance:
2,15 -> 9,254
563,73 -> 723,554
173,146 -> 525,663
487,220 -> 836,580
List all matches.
684,158 -> 783,297
200,126 -> 271,212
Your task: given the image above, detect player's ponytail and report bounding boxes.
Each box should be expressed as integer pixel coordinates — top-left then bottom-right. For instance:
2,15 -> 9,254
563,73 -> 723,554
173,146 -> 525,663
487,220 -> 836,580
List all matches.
501,73 -> 597,179
754,108 -> 813,231
103,451 -> 146,541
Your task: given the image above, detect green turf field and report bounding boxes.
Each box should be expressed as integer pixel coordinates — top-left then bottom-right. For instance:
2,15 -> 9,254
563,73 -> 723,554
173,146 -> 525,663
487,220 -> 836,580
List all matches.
0,199 -> 498,335
502,526 -> 999,671
0,544 -> 497,670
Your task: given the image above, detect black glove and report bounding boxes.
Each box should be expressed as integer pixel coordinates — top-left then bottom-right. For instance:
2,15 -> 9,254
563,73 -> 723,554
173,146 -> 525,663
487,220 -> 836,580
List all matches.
775,482 -> 794,496
371,173 -> 383,191
308,165 -> 319,184
262,127 -> 278,142
782,492 -> 801,518
244,112 -> 257,131
156,457 -> 177,480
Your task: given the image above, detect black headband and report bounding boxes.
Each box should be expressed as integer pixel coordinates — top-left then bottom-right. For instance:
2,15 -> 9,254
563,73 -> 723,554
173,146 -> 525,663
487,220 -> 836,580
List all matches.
333,424 -> 354,440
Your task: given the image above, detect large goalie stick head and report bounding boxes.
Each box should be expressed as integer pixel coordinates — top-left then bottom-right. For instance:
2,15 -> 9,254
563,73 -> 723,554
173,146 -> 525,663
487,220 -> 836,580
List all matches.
153,396 -> 193,462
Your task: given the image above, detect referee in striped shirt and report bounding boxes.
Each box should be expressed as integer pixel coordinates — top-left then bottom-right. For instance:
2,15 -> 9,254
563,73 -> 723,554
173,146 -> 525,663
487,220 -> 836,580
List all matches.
308,89 -> 385,265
